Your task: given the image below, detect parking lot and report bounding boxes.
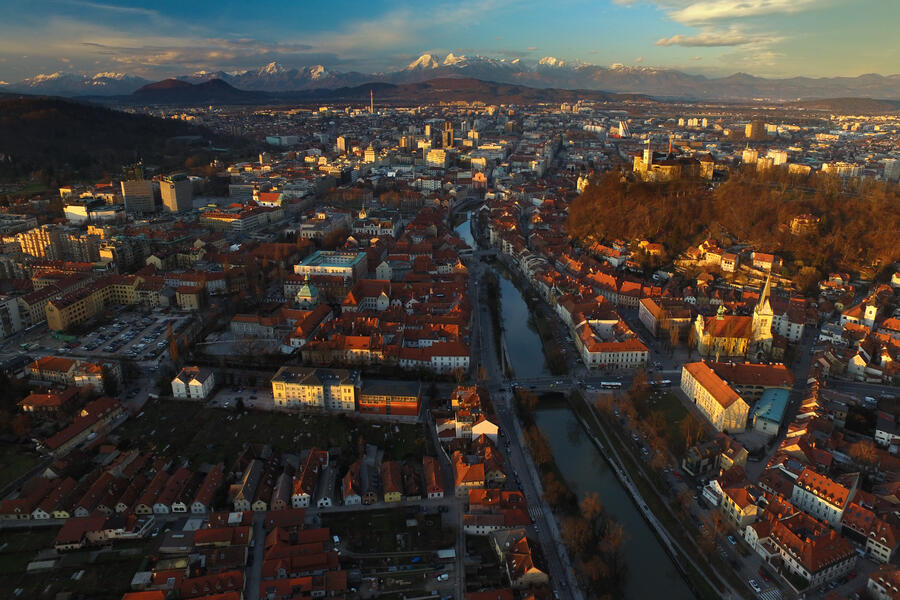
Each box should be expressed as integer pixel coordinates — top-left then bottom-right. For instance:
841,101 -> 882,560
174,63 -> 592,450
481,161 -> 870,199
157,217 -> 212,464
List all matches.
70,309 -> 191,363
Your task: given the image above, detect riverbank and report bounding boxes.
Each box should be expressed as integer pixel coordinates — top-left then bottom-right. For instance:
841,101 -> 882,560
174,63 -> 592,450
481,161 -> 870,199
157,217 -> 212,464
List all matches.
515,392 -> 630,597
487,258 -> 568,375
567,390 -> 754,600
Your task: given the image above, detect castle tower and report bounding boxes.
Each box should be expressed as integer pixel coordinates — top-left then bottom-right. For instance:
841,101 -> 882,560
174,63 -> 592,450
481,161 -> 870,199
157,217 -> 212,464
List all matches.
751,275 -> 774,357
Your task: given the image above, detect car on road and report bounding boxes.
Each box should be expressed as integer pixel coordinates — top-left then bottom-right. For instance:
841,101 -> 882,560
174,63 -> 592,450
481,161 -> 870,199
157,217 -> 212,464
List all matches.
748,578 -> 761,593
728,535 -> 737,545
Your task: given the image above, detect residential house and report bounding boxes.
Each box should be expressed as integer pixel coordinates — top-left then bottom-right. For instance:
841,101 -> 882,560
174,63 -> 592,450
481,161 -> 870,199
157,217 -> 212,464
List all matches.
171,366 -> 216,400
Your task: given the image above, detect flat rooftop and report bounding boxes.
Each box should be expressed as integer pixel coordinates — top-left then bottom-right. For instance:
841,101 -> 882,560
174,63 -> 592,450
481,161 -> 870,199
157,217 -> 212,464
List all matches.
360,379 -> 422,397
299,250 -> 366,268
753,388 -> 790,424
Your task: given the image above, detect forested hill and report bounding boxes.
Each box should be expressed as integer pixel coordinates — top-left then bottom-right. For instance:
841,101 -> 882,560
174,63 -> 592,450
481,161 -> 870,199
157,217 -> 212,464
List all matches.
567,169 -> 900,286
0,95 -> 211,184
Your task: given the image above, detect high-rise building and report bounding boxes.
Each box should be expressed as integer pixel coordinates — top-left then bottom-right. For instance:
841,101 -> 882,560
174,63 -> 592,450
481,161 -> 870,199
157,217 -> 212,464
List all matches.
426,148 -> 448,168
16,225 -> 63,259
745,121 -> 766,139
120,179 -> 155,214
441,121 -> 454,148
883,158 -> 900,182
0,295 -> 23,338
160,174 -> 193,213
767,149 -> 788,166
64,233 -> 101,262
336,136 -> 347,153
364,145 -> 377,164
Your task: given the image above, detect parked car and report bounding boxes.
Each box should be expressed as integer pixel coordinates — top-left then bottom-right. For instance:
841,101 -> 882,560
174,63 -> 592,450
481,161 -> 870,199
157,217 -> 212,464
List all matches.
748,578 -> 761,593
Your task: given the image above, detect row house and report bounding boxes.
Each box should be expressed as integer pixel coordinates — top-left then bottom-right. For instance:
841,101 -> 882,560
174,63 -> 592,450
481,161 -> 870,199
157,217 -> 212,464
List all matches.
40,396 -> 125,456
291,449 -> 329,508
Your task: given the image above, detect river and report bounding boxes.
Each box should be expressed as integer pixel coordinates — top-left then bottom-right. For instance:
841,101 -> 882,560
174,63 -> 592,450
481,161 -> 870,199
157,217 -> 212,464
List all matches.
454,211 -> 695,599
535,406 -> 696,599
453,212 -> 551,378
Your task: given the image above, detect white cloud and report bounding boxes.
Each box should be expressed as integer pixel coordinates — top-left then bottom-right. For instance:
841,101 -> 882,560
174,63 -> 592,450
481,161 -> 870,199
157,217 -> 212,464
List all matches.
0,0 -> 517,77
60,0 -> 161,17
656,27 -> 758,47
670,0 -> 820,25
634,56 -> 644,62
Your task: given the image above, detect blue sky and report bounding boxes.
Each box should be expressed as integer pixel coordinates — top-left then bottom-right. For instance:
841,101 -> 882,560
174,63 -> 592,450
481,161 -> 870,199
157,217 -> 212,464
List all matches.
0,0 -> 897,81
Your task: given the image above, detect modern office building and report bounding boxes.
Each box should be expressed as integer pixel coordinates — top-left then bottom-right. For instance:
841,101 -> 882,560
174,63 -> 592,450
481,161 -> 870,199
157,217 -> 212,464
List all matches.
121,179 -> 155,214
160,174 -> 193,212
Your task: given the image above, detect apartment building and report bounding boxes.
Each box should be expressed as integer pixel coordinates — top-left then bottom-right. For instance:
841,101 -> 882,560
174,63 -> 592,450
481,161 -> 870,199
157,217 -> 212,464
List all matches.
270,367 -> 360,411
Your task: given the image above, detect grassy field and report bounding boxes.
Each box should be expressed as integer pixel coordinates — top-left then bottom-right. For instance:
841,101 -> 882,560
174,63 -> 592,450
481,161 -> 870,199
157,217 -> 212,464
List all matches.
0,446 -> 43,490
323,507 -> 455,554
114,399 -> 425,468
464,535 -> 504,592
0,527 -> 60,578
649,390 -> 692,456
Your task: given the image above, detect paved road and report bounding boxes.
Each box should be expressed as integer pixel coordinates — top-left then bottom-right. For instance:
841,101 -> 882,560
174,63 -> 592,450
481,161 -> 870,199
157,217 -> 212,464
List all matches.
244,512 -> 266,600
493,391 -> 581,600
466,247 -> 582,600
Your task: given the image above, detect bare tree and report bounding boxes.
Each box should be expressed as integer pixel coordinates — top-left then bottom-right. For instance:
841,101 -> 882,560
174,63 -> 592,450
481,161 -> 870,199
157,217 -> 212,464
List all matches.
850,440 -> 879,469
580,492 -> 604,523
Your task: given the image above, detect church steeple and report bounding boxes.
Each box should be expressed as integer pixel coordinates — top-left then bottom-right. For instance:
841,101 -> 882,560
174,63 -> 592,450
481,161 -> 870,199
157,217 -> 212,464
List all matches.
755,275 -> 773,316
751,275 -> 774,357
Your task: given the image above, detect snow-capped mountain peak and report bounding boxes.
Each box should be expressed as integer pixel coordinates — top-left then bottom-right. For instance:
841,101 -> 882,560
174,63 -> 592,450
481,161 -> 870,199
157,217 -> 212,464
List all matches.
92,72 -> 128,80
307,65 -> 328,79
538,57 -> 565,68
27,72 -> 66,83
261,61 -> 286,75
443,53 -> 466,66
407,54 -> 439,70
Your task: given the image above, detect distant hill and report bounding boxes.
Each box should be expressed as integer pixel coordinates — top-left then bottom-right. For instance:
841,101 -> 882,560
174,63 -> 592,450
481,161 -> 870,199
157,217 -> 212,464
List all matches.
132,78 -> 260,104
790,97 -> 900,113
314,77 -> 649,104
88,76 -> 648,106
0,95 -> 211,184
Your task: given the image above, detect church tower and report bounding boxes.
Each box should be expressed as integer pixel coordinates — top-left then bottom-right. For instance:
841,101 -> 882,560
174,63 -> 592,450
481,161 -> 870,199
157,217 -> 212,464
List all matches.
751,275 -> 774,357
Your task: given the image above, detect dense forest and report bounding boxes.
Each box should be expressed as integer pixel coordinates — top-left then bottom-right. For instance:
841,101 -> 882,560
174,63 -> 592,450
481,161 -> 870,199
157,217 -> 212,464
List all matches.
567,168 -> 900,281
0,96 -> 247,186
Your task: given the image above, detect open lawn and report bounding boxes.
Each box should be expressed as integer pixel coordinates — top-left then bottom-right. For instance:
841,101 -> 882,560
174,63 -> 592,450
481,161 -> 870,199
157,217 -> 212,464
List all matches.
649,390 -> 692,456
323,508 -> 455,554
464,535 -> 504,592
0,527 -> 60,577
114,399 -> 425,468
0,446 -> 43,490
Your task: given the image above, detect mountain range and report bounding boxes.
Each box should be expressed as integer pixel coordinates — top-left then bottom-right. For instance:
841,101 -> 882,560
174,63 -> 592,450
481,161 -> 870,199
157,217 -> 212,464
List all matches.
3,54 -> 900,101
104,77 -> 646,107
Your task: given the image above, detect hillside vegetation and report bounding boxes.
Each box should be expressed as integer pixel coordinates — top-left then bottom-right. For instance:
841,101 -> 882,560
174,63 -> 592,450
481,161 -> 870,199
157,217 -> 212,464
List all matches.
0,96 -> 211,185
567,168 -> 900,281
